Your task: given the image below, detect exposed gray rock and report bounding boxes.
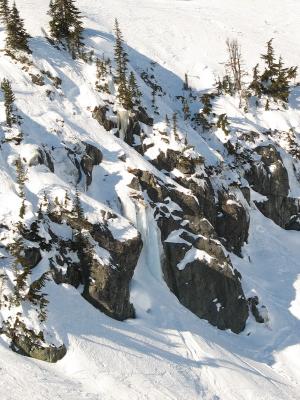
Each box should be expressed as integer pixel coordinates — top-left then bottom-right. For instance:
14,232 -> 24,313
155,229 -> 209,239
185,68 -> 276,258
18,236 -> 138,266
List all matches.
24,247 -> 42,269
130,168 -> 249,333
216,192 -> 249,255
246,144 -> 300,228
80,142 -> 103,186
286,214 -> 300,231
248,296 -> 268,324
12,336 -> 67,363
92,105 -> 116,131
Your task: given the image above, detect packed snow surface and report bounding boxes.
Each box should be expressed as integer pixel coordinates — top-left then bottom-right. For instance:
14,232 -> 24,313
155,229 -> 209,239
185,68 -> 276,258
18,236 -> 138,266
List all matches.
0,0 -> 300,399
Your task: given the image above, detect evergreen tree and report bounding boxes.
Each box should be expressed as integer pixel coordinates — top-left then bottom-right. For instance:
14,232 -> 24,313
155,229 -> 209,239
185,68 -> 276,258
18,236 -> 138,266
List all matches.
128,72 -> 141,107
258,39 -> 297,103
183,73 -> 189,91
249,64 -> 262,98
114,19 -> 132,109
48,0 -> 84,58
14,157 -> 27,199
183,99 -> 191,120
172,112 -> 179,141
1,78 -> 16,127
73,187 -> 84,221
9,234 -> 30,305
6,2 -> 31,53
95,56 -> 111,94
28,272 -> 50,322
217,113 -> 230,135
0,0 -> 10,25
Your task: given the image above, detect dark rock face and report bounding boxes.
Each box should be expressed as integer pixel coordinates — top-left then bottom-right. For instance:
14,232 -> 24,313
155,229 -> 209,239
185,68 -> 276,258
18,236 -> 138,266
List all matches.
216,192 -> 249,255
92,106 -> 116,131
50,211 -> 143,321
146,148 -> 217,225
286,214 -> 300,231
136,106 -> 153,126
248,296 -> 268,324
130,168 -> 249,333
246,144 -> 300,228
27,147 -> 54,172
152,149 -> 202,176
167,258 -> 248,333
86,223 -> 142,320
80,142 -> 103,186
24,247 -> 42,269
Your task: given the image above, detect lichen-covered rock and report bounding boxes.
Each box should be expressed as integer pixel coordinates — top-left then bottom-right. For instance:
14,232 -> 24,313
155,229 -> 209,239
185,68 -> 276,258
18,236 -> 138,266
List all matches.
12,336 -> 67,363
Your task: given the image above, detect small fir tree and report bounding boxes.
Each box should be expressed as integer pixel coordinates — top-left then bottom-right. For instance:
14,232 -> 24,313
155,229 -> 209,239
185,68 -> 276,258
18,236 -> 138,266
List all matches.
114,19 -> 132,109
128,72 -> 142,107
6,2 -> 31,53
48,0 -> 84,58
1,78 -> 16,127
0,0 -> 10,25
14,157 -> 27,199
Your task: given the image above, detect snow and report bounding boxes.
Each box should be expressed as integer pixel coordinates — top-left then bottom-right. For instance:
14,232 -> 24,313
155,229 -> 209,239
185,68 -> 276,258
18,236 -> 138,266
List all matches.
0,0 -> 299,399
177,247 -> 215,271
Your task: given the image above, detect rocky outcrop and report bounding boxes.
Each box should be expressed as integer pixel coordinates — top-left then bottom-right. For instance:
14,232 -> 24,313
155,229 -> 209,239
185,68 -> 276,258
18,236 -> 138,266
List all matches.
1,320 -> 67,363
92,105 -> 116,131
86,222 -> 142,320
24,247 -> 42,269
130,168 -> 249,333
216,191 -> 249,255
49,210 -> 142,321
248,296 -> 269,324
80,142 -> 103,186
150,149 -> 216,224
246,144 -> 300,228
12,335 -> 67,363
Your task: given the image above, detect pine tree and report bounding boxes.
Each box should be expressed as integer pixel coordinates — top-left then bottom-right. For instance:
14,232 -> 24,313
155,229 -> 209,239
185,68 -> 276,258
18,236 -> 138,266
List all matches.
172,112 -> 179,141
73,187 -> 84,221
1,78 -> 16,127
128,72 -> 141,107
165,114 -> 170,128
48,0 -> 84,58
9,234 -> 30,306
114,19 -> 132,109
14,157 -> 27,199
183,73 -> 189,91
258,39 -> 297,103
28,272 -> 50,322
249,64 -> 262,98
0,0 -> 10,25
217,113 -> 230,135
183,99 -> 190,120
6,2 -> 31,54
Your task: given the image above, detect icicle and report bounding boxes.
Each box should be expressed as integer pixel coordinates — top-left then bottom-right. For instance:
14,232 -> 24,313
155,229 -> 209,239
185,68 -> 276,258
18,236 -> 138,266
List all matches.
120,194 -> 163,281
117,109 -> 130,141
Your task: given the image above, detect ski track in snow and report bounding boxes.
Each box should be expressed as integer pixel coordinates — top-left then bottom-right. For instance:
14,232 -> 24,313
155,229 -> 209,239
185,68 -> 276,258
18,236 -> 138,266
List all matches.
0,0 -> 299,399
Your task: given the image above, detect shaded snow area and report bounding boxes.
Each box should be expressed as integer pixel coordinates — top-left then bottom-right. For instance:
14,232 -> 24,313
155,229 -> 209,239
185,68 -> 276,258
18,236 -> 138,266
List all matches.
0,0 -> 300,399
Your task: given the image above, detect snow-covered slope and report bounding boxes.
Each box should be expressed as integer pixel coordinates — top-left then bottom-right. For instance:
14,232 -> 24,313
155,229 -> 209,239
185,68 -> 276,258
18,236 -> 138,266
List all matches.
0,0 -> 300,399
